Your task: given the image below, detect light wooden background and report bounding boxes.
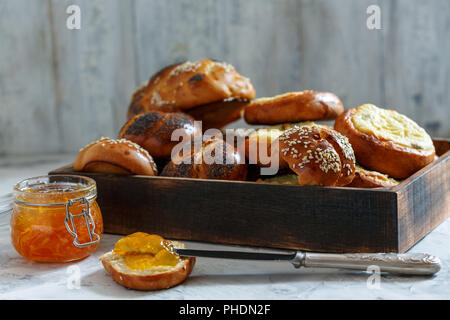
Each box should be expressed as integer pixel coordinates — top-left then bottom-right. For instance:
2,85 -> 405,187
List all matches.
0,0 -> 449,155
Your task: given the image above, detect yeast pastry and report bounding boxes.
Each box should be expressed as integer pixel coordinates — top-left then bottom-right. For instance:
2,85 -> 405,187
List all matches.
334,104 -> 435,179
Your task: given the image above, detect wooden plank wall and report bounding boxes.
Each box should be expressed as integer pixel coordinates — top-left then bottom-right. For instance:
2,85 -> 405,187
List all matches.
0,0 -> 449,155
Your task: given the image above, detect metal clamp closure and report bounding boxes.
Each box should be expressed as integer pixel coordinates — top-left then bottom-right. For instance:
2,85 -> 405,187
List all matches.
64,197 -> 100,248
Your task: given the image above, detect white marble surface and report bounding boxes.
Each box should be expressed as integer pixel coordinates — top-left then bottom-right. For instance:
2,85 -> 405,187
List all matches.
0,154 -> 449,300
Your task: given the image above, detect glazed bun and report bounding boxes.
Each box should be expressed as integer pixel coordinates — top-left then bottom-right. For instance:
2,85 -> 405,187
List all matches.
245,122 -> 329,168
74,137 -> 158,176
161,136 -> 248,181
334,104 -> 436,179
278,125 -> 356,186
127,59 -> 255,119
119,111 -> 199,159
347,165 -> 399,188
244,90 -> 343,125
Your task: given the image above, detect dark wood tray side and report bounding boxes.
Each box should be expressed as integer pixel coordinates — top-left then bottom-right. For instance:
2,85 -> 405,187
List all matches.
49,138 -> 449,253
394,139 -> 450,252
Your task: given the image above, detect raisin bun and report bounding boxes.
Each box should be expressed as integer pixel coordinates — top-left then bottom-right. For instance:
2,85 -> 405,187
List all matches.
161,136 -> 248,181
127,59 -> 255,119
119,111 -> 199,159
277,125 -> 356,186
334,104 -> 435,179
74,137 -> 158,176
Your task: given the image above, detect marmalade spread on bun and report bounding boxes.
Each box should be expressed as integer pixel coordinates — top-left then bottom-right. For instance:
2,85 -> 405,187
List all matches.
112,232 -> 181,270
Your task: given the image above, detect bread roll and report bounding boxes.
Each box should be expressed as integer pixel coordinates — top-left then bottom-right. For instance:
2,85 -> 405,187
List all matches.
119,111 -> 199,159
127,59 -> 255,119
185,98 -> 249,130
245,122 -> 328,168
256,173 -> 299,185
334,104 -> 435,179
74,137 -> 158,176
278,125 -> 356,186
161,136 -> 248,181
244,90 -> 343,125
347,165 -> 399,188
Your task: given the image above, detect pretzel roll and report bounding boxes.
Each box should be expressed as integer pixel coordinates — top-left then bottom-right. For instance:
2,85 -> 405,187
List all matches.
334,104 -> 435,179
127,59 -> 255,119
347,165 -> 399,188
278,126 -> 356,186
119,111 -> 199,159
161,136 -> 247,181
74,138 -> 158,176
244,90 -> 343,125
186,98 -> 249,130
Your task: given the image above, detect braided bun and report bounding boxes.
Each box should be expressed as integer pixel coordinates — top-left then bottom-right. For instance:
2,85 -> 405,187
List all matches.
127,59 -> 255,119
119,111 -> 199,159
278,126 -> 356,186
161,136 -> 247,181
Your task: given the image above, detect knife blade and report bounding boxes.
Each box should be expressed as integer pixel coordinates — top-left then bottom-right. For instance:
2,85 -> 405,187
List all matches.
175,248 -> 297,261
174,248 -> 441,276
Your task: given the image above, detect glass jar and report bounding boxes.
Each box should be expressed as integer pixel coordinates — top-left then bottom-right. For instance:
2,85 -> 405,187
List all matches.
11,175 -> 103,262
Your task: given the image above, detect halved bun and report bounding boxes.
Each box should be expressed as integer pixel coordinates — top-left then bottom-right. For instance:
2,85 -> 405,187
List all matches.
334,104 -> 435,179
99,240 -> 195,291
74,137 -> 158,175
244,90 -> 343,125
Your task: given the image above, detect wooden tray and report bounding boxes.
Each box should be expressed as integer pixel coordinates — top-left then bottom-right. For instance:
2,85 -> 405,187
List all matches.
49,138 -> 450,253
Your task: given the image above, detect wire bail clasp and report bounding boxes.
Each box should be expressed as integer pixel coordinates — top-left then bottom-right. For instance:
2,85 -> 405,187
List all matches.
64,197 -> 100,248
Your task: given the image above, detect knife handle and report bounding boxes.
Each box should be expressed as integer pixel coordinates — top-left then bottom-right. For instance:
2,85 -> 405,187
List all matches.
291,252 -> 441,275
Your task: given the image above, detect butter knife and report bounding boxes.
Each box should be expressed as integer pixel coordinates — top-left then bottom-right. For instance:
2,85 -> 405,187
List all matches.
175,249 -> 441,276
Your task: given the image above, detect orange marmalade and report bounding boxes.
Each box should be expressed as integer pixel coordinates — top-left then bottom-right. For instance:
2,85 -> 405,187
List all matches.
113,232 -> 180,270
11,175 -> 103,262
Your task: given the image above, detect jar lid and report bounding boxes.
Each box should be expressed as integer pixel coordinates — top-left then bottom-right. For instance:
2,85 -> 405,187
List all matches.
13,175 -> 97,205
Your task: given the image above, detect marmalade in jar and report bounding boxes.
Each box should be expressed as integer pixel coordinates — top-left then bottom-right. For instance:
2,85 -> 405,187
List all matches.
11,175 -> 103,262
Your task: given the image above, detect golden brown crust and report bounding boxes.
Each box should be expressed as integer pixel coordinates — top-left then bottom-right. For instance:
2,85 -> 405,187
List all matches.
346,165 -> 399,188
244,127 -> 288,169
127,59 -> 255,119
244,122 -> 330,169
334,107 -> 436,179
119,111 -> 199,159
74,138 -> 158,176
243,91 -> 343,125
186,99 -> 250,130
161,136 -> 248,181
278,126 -> 356,186
99,240 -> 195,291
